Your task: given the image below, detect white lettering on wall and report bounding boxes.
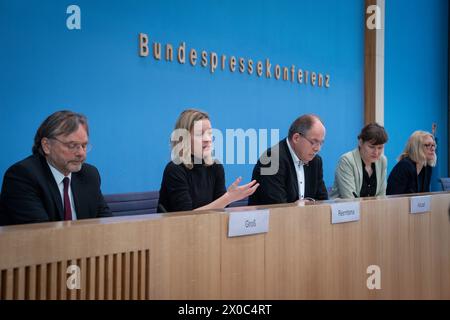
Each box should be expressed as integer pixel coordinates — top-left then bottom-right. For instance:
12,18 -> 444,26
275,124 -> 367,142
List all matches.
66,5 -> 81,30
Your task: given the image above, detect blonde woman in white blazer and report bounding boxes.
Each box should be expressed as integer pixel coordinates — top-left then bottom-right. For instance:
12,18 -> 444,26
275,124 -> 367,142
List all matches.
330,123 -> 388,199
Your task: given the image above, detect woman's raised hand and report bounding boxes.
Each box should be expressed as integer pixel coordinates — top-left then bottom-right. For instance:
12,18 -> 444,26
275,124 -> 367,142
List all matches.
226,177 -> 259,202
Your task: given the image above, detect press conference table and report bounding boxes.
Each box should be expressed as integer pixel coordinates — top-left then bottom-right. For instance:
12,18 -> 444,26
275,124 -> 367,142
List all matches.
1,192 -> 449,300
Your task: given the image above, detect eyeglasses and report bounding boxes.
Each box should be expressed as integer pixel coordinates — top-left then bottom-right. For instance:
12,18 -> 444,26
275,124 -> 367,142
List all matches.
299,132 -> 324,148
50,137 -> 92,153
423,143 -> 436,150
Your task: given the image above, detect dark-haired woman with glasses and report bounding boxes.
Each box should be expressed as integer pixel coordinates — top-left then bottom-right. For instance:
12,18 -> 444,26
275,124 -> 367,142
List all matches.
387,131 -> 436,195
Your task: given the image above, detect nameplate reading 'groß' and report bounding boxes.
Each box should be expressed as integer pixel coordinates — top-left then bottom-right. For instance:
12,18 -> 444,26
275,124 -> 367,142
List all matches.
410,195 -> 431,214
331,202 -> 360,224
228,210 -> 269,237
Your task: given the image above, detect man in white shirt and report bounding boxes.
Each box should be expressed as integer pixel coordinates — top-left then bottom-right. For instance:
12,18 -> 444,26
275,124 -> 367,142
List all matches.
249,114 -> 328,205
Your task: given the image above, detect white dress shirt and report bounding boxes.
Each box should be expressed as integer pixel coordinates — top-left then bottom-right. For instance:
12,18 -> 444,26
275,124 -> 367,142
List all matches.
47,162 -> 77,220
286,137 -> 305,200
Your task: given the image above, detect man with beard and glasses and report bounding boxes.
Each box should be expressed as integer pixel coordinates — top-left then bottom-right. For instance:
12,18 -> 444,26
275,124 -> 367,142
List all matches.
0,110 -> 111,226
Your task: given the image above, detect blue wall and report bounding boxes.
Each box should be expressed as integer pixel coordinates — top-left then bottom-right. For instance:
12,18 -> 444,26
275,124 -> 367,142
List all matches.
0,0 -> 447,195
385,0 -> 448,189
0,0 -> 364,193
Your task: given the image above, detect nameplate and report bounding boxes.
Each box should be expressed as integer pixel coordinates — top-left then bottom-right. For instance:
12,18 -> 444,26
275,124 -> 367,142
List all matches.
331,202 -> 360,224
410,195 -> 431,214
228,209 -> 269,237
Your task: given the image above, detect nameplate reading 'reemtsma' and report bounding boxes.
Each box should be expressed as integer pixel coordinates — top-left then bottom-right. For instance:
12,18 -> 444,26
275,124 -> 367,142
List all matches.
331,201 -> 360,224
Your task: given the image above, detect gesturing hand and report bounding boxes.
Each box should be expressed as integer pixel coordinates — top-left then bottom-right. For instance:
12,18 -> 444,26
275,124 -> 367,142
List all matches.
227,177 -> 259,203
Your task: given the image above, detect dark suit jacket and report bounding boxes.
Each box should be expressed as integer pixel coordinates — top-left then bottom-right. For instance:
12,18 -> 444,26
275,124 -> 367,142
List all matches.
0,154 -> 111,226
386,156 -> 432,195
249,139 -> 328,205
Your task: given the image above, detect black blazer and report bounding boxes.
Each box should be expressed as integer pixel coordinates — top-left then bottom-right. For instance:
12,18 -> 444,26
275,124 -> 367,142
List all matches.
0,154 -> 111,226
249,139 -> 328,205
386,156 -> 432,195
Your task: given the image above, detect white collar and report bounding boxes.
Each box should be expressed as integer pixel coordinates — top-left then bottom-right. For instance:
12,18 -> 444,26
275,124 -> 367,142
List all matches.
286,137 -> 305,167
47,161 -> 72,185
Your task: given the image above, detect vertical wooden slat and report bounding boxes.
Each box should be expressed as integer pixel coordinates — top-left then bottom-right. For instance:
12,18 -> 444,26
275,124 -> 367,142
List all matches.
86,257 -> 95,300
103,255 -> 109,300
104,254 -> 113,300
84,258 -> 91,299
122,252 -> 130,300
45,264 -> 51,299
78,258 -> 87,300
25,266 -> 36,300
137,251 -> 144,300
35,265 -> 42,300
3,269 -> 14,300
14,268 -> 25,299
12,268 -> 19,299
94,256 -> 99,299
136,251 -> 141,299
145,250 -> 150,300
36,264 -> 47,300
95,256 -> 105,300
46,263 -> 58,299
0,270 -> 3,299
130,251 -> 138,299
113,253 -> 122,300
30,266 -> 37,300
57,261 -> 66,300
129,252 -> 134,299
0,270 -> 3,300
